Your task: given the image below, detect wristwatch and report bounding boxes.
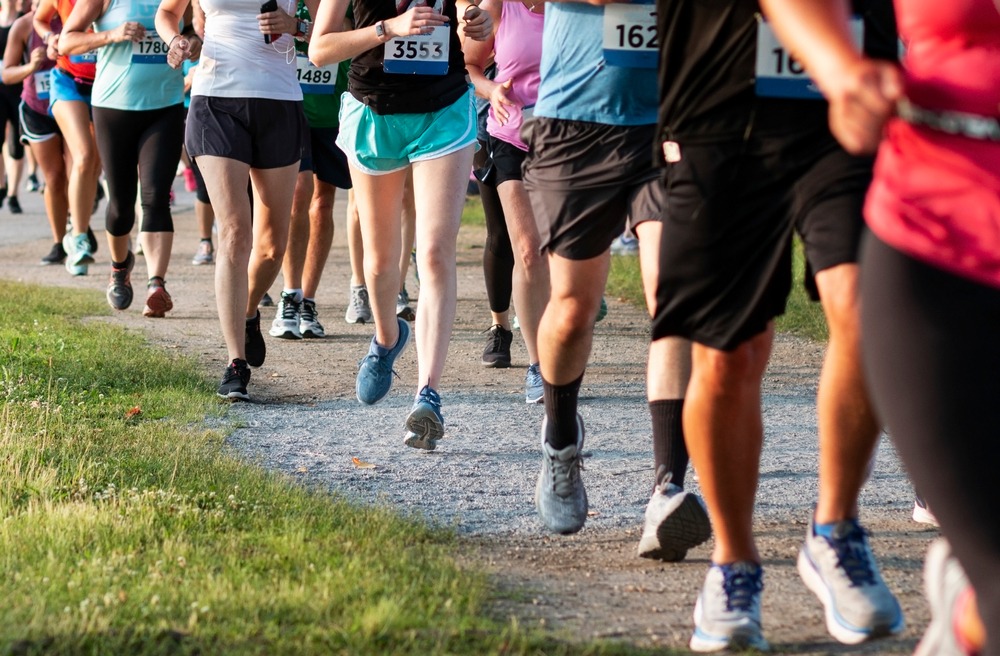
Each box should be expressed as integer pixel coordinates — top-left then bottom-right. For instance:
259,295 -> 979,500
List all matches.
374,20 -> 387,41
294,19 -> 309,39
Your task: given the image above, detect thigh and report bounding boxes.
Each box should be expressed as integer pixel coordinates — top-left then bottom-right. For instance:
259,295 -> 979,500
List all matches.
411,144 -> 475,258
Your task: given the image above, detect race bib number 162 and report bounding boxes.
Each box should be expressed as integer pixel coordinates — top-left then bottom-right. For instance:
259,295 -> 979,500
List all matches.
602,1 -> 657,69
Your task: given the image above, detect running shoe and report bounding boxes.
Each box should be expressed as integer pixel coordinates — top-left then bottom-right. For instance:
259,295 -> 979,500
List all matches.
403,385 -> 445,450
797,518 -> 904,644
610,234 -> 639,256
87,227 -> 99,254
245,310 -> 266,367
142,278 -> 173,318
269,291 -> 302,340
690,562 -> 769,653
7,195 -> 22,214
913,539 -> 971,656
62,232 -> 93,276
637,468 -> 712,562
40,242 -> 66,265
482,324 -> 513,368
396,286 -> 415,321
217,358 -> 251,401
259,292 -> 274,308
525,363 -> 543,404
192,240 -> 214,265
345,284 -> 372,324
183,167 -> 197,193
912,494 -> 939,527
106,252 -> 135,311
534,415 -> 588,535
299,298 -> 325,338
26,173 -> 42,193
356,317 -> 410,404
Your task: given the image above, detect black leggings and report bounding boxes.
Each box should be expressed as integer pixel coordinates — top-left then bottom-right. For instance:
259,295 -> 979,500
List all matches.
93,104 -> 185,237
0,88 -> 24,160
861,233 -> 1000,656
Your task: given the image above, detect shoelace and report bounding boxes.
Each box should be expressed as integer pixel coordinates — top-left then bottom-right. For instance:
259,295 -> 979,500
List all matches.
527,365 -> 543,387
280,296 -> 299,321
301,300 -> 316,322
484,324 -> 507,351
352,288 -> 370,311
416,385 -> 441,409
721,563 -> 763,612
547,447 -> 582,497
826,523 -> 876,587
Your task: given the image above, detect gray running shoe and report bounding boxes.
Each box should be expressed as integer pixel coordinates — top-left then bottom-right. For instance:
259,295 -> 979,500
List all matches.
106,252 -> 135,311
690,562 -> 769,653
396,286 -> 415,321
525,362 -> 543,404
356,317 -> 410,405
299,298 -> 325,338
403,385 -> 444,450
534,415 -> 587,534
192,240 -> 214,265
345,284 -> 372,324
482,324 -> 513,368
797,518 -> 904,644
269,291 -> 302,340
637,468 -> 712,562
913,539 -> 969,656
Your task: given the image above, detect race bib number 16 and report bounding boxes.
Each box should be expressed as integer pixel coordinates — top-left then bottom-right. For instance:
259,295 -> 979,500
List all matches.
602,1 -> 657,69
755,15 -> 863,99
383,26 -> 449,75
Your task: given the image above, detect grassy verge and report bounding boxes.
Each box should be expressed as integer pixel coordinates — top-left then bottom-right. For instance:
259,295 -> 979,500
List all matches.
0,281 -> 661,656
604,240 -> 829,342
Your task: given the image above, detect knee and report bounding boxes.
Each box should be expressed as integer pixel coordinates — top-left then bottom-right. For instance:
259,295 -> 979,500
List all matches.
217,220 -> 253,257
698,337 -> 771,392
546,295 -> 597,340
416,242 -> 456,278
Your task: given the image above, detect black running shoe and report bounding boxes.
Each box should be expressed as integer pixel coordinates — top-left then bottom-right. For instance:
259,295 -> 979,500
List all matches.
40,242 -> 67,265
482,324 -> 513,368
245,310 -> 266,367
93,181 -> 105,215
217,358 -> 251,400
106,252 -> 135,311
87,226 -> 99,254
259,292 -> 274,307
7,195 -> 21,214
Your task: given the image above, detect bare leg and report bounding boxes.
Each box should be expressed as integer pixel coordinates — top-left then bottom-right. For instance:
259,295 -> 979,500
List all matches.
302,178 -> 336,299
29,137 -> 69,244
281,170 -> 314,290
51,99 -> 100,237
247,163 -> 299,314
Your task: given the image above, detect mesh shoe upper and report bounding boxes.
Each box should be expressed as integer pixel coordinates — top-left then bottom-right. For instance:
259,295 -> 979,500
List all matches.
690,562 -> 769,653
482,324 -> 513,368
356,317 -> 410,405
106,252 -> 135,311
245,310 -> 266,367
534,415 -> 588,535
299,298 -> 325,338
525,363 -> 543,404
269,292 -> 302,339
637,468 -> 712,562
345,285 -> 373,324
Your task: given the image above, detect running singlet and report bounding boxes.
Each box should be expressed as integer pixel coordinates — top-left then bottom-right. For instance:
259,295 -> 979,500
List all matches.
294,0 -> 347,128
865,0 -> 1000,288
92,0 -> 184,110
54,0 -> 96,82
21,23 -> 56,114
534,2 -> 657,126
484,1 -> 542,150
655,0 -> 896,142
347,0 -> 467,115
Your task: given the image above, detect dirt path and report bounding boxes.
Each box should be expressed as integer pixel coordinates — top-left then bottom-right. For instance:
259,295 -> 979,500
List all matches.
0,182 -> 936,654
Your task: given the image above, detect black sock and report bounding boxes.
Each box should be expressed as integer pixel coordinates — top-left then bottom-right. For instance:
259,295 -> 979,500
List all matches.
112,258 -> 129,269
650,399 -> 688,489
543,372 -> 583,449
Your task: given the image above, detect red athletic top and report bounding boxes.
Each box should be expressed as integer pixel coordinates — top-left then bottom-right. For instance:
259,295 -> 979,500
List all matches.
52,0 -> 95,82
865,0 -> 1000,287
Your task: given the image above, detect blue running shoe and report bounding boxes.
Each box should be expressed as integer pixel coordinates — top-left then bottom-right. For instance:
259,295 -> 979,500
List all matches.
403,385 -> 445,450
356,317 -> 411,405
525,362 -> 543,404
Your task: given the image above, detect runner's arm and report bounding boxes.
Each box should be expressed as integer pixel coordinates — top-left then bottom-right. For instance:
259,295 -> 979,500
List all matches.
2,14 -> 37,85
61,0 -> 144,55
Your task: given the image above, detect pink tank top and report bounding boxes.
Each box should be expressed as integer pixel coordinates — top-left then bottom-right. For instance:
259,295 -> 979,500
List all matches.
485,1 -> 543,151
865,0 -> 1000,287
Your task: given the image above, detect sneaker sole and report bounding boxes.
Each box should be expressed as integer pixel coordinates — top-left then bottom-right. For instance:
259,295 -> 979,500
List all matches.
345,315 -> 370,325
217,390 -> 250,401
482,357 -> 511,369
912,503 -> 939,527
143,290 -> 173,318
301,327 -> 325,338
107,288 -> 133,311
269,328 -> 302,339
525,392 -> 543,404
690,598 -> 770,653
797,548 -> 904,645
403,407 -> 444,451
637,492 -> 712,561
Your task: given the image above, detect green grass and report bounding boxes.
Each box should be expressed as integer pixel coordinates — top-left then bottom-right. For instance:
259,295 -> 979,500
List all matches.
0,280 -> 666,656
604,239 -> 829,342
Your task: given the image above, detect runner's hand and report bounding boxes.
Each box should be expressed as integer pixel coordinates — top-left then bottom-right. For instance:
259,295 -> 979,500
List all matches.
258,7 -> 296,40
46,33 -> 58,60
489,78 -> 516,126
462,3 -> 491,41
28,46 -> 45,69
825,57 -> 901,155
167,35 -> 192,69
113,21 -> 145,43
385,5 -> 448,38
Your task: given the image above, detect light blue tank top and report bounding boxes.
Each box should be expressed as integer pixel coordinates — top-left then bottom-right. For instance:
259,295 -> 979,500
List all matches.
92,0 -> 184,110
534,3 -> 657,126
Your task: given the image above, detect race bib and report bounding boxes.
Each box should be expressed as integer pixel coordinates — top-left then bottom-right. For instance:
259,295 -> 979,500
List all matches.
296,54 -> 338,94
383,26 -> 448,75
131,33 -> 168,63
34,70 -> 51,100
755,16 -> 863,99
602,2 -> 657,69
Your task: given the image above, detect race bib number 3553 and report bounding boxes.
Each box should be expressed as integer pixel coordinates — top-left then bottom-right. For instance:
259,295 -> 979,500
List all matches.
383,26 -> 449,75
602,2 -> 657,69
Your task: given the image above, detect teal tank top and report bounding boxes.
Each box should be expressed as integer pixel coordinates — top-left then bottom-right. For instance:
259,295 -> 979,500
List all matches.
92,0 -> 184,110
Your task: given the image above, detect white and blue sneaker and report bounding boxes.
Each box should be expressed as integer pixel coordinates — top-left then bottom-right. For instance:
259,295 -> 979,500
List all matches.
797,518 -> 904,644
356,317 -> 410,405
525,363 -> 543,404
690,561 -> 769,653
534,415 -> 587,535
403,385 -> 444,450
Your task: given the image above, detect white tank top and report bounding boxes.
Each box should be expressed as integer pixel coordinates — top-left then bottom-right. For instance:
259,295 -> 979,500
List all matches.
191,0 -> 302,100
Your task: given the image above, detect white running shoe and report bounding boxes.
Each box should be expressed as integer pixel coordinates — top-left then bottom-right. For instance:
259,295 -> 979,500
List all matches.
269,291 -> 302,339
690,562 -> 769,653
637,469 -> 712,561
913,538 -> 971,656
